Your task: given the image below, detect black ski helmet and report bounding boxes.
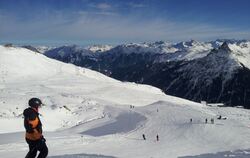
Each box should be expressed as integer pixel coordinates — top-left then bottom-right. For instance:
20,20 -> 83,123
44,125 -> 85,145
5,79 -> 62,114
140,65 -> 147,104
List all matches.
28,98 -> 42,108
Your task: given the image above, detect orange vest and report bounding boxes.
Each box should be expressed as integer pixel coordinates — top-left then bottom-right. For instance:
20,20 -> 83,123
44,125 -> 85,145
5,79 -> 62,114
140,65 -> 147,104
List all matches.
25,117 -> 42,140
24,108 -> 43,141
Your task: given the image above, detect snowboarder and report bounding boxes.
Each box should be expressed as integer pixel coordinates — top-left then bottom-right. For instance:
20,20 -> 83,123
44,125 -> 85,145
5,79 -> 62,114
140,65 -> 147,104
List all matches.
142,134 -> 146,140
156,134 -> 159,141
23,98 -> 48,158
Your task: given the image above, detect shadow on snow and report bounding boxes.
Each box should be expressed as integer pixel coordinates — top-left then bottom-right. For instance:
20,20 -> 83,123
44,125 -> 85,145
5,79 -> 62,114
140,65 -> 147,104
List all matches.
81,112 -> 146,136
48,153 -> 116,158
179,149 -> 250,158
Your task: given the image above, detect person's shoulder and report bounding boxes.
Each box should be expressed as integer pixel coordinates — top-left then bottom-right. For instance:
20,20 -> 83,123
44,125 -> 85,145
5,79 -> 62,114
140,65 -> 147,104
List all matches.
23,108 -> 36,117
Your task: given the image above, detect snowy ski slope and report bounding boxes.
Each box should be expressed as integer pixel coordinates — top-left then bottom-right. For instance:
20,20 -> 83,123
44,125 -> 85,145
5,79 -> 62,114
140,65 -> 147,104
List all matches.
0,45 -> 250,158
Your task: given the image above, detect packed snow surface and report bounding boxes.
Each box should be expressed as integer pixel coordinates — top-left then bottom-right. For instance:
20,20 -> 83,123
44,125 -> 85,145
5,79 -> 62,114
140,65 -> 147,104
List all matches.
0,45 -> 250,158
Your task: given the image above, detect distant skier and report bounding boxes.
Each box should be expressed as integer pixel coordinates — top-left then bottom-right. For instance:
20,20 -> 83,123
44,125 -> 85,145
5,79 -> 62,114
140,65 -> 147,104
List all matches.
142,134 -> 146,140
23,98 -> 48,158
211,118 -> 214,124
81,135 -> 84,143
190,118 -> 192,123
156,134 -> 159,141
205,118 -> 208,124
217,115 -> 222,120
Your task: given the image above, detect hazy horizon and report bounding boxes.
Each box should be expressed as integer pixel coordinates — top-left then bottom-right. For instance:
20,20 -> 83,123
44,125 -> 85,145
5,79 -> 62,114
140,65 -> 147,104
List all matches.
1,0 -> 250,46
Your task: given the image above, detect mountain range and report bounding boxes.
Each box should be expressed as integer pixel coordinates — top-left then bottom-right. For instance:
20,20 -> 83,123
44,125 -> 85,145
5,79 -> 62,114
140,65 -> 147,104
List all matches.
23,39 -> 250,109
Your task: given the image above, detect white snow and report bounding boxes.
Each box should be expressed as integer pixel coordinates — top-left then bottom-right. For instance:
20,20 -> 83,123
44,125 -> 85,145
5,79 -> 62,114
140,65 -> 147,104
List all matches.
107,40 -> 250,65
109,40 -> 214,62
35,46 -> 55,54
0,45 -> 250,158
44,40 -> 250,67
228,41 -> 250,69
177,41 -> 250,91
85,45 -> 114,53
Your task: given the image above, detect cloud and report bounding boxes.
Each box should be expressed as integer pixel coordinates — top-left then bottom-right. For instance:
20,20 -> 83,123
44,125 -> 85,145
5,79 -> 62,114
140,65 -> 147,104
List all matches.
88,2 -> 112,10
97,3 -> 112,9
77,10 -> 118,16
127,2 -> 146,8
0,9 -> 249,45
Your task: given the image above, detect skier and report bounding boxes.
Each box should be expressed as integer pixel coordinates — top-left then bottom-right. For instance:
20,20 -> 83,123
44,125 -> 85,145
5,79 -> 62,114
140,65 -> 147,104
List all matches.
81,135 -> 84,143
205,118 -> 208,124
142,134 -> 146,140
156,134 -> 159,141
23,98 -> 48,158
190,118 -> 192,123
211,118 -> 214,124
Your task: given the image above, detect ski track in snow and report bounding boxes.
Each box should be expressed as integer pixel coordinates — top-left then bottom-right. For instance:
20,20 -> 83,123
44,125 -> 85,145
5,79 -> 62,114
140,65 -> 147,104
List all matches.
48,153 -> 116,158
81,111 -> 146,136
180,149 -> 250,158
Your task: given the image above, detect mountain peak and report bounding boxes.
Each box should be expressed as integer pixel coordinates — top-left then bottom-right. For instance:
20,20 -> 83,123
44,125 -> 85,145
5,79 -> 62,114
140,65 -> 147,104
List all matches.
189,39 -> 199,45
219,42 -> 231,52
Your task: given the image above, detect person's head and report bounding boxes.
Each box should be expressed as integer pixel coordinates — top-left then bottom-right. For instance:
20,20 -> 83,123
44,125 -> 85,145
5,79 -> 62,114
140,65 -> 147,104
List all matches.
28,98 -> 43,109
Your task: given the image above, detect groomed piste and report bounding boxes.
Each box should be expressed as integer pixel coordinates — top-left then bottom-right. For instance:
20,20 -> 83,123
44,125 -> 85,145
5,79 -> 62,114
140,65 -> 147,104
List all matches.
0,46 -> 250,158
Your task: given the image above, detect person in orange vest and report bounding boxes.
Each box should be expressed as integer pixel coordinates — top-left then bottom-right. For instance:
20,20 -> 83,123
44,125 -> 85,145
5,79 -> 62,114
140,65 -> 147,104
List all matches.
23,98 -> 48,158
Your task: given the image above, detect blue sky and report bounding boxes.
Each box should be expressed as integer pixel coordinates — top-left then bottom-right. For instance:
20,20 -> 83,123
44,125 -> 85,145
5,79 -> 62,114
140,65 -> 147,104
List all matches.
0,0 -> 250,46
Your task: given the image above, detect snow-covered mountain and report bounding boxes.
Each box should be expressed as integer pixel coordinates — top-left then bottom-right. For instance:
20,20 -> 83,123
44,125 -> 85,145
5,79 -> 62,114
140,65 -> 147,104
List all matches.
43,40 -> 217,62
103,40 -> 215,61
164,42 -> 250,107
85,45 -> 113,53
44,45 -> 94,58
1,45 -> 250,158
22,45 -> 54,54
43,40 -> 250,109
